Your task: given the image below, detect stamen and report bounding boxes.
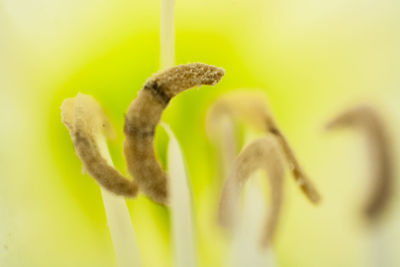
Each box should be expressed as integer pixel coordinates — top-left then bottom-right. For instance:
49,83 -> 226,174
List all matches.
327,105 -> 393,221
270,131 -> 321,203
61,93 -> 138,197
207,91 -> 321,203
124,63 -> 225,204
219,136 -> 284,248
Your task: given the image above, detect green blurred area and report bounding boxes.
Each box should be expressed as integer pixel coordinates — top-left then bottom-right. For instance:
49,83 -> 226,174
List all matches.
1,0 -> 400,266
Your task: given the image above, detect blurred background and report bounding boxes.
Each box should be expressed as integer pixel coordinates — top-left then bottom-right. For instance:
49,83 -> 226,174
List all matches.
0,0 -> 399,266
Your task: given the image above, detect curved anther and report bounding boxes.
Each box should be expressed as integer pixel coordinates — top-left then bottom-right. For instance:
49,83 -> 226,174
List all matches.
124,63 -> 225,204
218,137 -> 284,247
61,93 -> 138,197
207,91 -> 321,204
327,105 -> 393,221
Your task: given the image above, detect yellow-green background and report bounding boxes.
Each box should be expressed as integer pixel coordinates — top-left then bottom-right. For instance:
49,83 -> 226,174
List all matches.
1,0 -> 399,266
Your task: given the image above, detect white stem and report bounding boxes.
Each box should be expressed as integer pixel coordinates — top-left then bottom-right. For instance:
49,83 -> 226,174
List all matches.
163,123 -> 197,267
98,137 -> 141,267
219,116 -> 237,180
228,172 -> 276,267
228,131 -> 276,267
161,3 -> 195,266
160,0 -> 175,69
369,226 -> 391,267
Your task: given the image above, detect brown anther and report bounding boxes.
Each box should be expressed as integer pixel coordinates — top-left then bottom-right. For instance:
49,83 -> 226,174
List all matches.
218,137 -> 284,248
124,63 -> 225,204
327,105 -> 393,222
61,94 -> 138,197
207,91 -> 321,204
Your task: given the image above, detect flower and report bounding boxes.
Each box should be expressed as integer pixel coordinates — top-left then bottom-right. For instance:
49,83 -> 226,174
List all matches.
1,0 -> 399,266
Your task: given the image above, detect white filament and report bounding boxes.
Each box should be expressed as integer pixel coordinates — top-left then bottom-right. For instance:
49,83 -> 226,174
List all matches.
227,131 -> 276,267
160,2 -> 196,266
369,225 -> 392,267
163,123 -> 197,267
160,0 -> 175,69
98,137 -> 141,267
227,171 -> 276,267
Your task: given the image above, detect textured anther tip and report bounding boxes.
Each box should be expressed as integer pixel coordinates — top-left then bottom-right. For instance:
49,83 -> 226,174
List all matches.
144,63 -> 225,97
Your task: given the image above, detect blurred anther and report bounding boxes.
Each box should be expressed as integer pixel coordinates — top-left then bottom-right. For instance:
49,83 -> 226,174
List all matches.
218,137 -> 284,247
327,105 -> 393,222
207,91 -> 321,204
